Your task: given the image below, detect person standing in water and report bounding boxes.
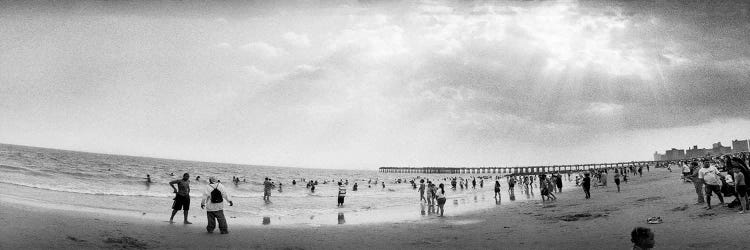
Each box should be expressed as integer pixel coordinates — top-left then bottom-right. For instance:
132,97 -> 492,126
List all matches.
263,177 -> 274,202
418,179 -> 426,202
436,183 -> 447,217
169,173 -> 192,224
494,180 -> 501,198
337,182 -> 347,207
426,181 -> 436,205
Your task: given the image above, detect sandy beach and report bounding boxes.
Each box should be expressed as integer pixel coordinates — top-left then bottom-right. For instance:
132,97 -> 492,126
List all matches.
2,168 -> 748,249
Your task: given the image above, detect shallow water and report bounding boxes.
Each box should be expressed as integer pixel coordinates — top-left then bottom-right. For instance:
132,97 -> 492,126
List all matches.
0,144 -> 578,225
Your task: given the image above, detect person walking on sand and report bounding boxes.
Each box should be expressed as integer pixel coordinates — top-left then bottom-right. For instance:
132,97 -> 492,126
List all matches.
582,173 -> 591,199
631,227 -> 655,250
201,177 -> 233,234
436,183 -> 447,217
689,161 -> 705,204
638,166 -> 643,177
614,170 -> 621,192
169,173 -> 192,224
733,167 -> 747,214
699,161 -> 724,209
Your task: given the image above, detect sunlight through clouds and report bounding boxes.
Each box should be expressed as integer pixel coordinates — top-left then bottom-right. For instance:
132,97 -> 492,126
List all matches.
0,0 -> 748,168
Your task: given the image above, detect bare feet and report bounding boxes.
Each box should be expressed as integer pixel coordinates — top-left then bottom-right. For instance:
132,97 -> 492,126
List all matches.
184,221 -> 192,224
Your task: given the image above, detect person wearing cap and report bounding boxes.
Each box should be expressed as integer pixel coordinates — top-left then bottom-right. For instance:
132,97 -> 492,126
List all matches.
201,176 -> 233,234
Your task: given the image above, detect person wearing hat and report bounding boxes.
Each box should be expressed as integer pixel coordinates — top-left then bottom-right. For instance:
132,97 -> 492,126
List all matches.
201,176 -> 234,234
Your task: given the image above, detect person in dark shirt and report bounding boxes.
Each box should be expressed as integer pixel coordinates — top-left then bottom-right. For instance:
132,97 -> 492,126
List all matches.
582,173 -> 591,199
169,173 -> 192,224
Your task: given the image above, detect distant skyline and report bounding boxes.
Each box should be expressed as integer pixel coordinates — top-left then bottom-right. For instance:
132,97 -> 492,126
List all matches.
1,0 -> 749,169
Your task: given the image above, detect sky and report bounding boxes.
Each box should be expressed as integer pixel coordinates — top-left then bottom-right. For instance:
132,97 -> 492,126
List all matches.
1,0 -> 748,169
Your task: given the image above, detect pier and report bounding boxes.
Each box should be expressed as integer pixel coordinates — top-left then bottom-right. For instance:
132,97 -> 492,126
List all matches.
378,160 -> 670,175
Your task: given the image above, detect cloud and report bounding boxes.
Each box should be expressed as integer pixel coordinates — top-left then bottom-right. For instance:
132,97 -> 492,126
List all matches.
216,42 -> 231,48
282,32 -> 311,48
240,42 -> 287,58
215,17 -> 228,24
586,102 -> 624,116
2,0 -> 749,168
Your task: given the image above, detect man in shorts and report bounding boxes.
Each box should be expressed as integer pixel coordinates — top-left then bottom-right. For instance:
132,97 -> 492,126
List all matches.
699,161 -> 724,209
337,182 -> 346,206
169,173 -> 192,224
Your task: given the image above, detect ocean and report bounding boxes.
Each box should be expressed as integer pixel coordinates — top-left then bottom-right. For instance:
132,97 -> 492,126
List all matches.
0,143 -> 570,226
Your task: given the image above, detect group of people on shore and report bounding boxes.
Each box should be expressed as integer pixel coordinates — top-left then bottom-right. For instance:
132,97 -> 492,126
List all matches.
168,173 -> 234,234
680,152 -> 750,213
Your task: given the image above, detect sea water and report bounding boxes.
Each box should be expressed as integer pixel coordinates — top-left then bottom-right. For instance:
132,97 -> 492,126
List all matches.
0,144 -> 569,226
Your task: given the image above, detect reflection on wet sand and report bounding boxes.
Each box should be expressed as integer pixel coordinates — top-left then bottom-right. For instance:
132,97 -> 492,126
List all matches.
262,216 -> 271,225
338,212 -> 345,224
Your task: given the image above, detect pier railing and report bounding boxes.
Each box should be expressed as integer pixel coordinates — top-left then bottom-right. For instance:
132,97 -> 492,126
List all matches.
378,160 -> 672,175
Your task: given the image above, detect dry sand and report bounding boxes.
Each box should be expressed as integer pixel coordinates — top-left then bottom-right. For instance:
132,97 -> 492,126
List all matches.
1,168 -> 747,249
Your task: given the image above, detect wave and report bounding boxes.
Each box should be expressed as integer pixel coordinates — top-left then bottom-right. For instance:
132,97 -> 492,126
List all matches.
0,164 -> 54,177
0,164 -> 30,172
0,180 -> 174,198
0,180 -> 337,199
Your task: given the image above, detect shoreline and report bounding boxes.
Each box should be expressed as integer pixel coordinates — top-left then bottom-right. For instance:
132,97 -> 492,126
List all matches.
0,179 -> 547,227
4,168 -> 750,249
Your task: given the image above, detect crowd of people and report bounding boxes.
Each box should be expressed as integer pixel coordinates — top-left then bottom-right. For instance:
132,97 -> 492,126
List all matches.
674,152 -> 750,212
159,151 -> 748,241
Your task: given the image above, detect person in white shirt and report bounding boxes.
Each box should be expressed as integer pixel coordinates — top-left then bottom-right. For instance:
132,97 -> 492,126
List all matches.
698,161 -> 724,209
337,182 -> 346,207
201,176 -> 234,234
681,163 -> 692,182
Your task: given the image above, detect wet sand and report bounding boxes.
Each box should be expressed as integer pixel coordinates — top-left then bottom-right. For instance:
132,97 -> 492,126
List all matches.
2,168 -> 747,249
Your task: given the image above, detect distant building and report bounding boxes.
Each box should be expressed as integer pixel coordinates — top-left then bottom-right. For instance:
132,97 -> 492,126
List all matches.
686,145 -> 708,159
711,142 -> 732,156
665,148 -> 686,161
653,151 -> 665,161
733,139 -> 749,153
